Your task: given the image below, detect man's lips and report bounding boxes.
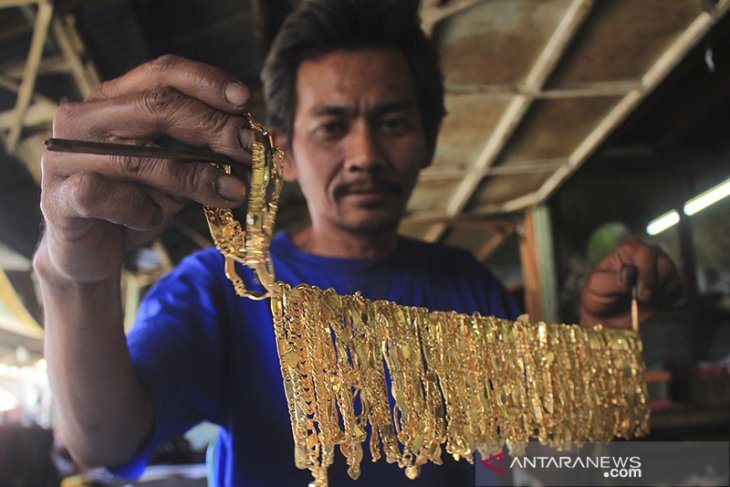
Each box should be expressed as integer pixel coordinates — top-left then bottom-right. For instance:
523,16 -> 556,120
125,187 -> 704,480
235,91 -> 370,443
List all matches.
333,180 -> 403,200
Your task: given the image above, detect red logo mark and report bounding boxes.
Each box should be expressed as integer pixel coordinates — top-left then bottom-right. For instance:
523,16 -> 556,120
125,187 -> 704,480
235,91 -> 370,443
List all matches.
481,451 -> 507,475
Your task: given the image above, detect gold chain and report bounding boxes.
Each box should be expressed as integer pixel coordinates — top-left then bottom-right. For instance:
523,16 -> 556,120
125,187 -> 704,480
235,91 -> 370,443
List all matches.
203,115 -> 650,486
204,113 -> 284,300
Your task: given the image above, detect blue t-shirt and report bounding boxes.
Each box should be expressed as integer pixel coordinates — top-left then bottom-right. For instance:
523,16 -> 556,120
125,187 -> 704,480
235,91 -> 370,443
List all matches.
112,232 -> 519,486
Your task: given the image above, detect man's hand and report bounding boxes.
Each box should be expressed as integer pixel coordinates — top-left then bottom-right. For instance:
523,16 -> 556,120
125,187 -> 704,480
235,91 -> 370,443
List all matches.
580,236 -> 683,329
34,55 -> 253,467
36,54 -> 252,283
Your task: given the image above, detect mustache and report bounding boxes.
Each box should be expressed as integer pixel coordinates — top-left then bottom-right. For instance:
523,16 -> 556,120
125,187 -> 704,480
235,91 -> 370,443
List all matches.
333,178 -> 404,200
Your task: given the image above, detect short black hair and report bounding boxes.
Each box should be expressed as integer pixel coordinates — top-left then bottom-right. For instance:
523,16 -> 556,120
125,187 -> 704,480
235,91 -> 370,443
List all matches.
261,0 -> 445,157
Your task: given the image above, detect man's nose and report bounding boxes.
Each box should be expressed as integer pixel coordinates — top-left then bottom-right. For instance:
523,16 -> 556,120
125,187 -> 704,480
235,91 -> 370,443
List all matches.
343,121 -> 384,172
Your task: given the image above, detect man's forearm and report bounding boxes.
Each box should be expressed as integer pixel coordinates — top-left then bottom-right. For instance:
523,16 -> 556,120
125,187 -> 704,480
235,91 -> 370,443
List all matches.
36,243 -> 153,467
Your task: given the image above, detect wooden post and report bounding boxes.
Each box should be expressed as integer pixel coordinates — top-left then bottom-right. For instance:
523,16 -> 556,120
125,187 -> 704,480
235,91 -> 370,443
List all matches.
518,206 -> 559,323
519,210 -> 543,321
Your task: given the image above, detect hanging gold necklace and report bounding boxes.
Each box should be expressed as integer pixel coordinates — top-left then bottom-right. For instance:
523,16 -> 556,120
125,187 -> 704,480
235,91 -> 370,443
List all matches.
203,114 -> 649,487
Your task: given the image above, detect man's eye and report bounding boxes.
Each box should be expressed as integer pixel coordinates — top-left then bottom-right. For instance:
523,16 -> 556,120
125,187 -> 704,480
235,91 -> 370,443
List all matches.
380,117 -> 410,133
316,121 -> 347,136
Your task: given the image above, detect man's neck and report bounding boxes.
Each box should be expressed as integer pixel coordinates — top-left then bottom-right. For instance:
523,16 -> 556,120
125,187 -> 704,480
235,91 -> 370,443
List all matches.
291,225 -> 398,259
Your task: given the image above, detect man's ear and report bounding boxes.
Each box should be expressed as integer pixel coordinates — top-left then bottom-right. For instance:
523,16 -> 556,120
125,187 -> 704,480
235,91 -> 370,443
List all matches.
271,128 -> 298,182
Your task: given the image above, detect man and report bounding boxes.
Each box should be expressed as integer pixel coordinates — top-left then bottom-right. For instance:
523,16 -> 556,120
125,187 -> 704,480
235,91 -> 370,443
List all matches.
34,0 -> 681,485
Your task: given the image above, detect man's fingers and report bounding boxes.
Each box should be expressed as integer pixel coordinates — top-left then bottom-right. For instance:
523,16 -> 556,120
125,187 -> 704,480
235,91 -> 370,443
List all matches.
612,237 -> 666,303
584,269 -> 627,303
54,173 -> 164,232
628,245 -> 658,302
87,55 -> 251,114
40,55 -> 252,281
44,150 -> 246,208
53,92 -> 252,164
619,264 -> 638,290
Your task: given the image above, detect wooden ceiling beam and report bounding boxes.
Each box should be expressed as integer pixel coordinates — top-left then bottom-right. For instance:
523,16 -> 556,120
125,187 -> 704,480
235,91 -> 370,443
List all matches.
420,158 -> 567,181
0,99 -> 56,127
0,72 -> 54,103
423,0 -> 594,242
4,0 -> 54,154
0,20 -> 33,40
0,55 -> 68,78
446,80 -> 639,99
476,225 -> 515,261
0,73 -> 57,133
0,0 -> 40,8
51,14 -> 100,98
420,0 -> 482,35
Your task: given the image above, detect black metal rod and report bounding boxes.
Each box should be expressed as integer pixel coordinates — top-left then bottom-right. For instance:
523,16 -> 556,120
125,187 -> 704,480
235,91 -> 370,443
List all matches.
44,138 -> 241,167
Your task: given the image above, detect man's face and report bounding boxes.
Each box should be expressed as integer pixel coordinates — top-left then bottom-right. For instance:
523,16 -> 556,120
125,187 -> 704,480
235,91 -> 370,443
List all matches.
284,48 -> 429,235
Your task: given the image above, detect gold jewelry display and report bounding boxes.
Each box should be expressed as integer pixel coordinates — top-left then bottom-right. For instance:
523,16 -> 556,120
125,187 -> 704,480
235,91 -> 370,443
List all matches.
204,115 -> 650,487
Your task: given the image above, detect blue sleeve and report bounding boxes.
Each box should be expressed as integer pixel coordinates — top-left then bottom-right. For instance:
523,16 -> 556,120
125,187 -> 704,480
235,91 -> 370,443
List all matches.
108,251 -> 228,479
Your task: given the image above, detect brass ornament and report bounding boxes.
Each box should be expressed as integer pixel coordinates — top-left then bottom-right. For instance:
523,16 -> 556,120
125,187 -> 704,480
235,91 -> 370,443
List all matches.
204,115 -> 650,487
